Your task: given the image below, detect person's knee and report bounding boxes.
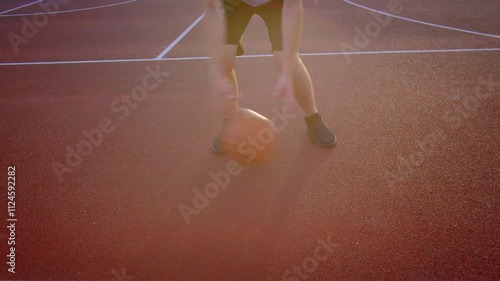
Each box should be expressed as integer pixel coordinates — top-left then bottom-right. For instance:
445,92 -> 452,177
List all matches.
218,46 -> 237,75
222,63 -> 234,77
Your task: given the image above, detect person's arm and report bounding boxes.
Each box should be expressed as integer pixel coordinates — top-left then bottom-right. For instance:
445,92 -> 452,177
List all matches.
204,0 -> 237,117
281,0 -> 303,75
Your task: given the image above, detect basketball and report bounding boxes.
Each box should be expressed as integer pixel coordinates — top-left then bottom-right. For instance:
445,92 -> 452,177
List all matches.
218,108 -> 277,167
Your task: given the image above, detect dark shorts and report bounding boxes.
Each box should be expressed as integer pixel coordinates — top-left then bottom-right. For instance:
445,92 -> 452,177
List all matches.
223,0 -> 283,52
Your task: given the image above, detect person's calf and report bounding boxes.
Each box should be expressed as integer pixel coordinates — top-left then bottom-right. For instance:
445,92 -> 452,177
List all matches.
292,59 -> 318,116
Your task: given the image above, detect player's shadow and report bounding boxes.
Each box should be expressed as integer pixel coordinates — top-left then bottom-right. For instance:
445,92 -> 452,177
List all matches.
236,141 -> 335,279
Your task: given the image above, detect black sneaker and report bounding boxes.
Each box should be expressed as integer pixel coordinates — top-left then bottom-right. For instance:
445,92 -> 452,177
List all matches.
305,113 -> 337,147
211,137 -> 225,154
210,118 -> 235,154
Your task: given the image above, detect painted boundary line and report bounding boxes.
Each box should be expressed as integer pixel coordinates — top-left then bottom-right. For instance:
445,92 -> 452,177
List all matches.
343,0 -> 500,39
154,13 -> 205,60
0,0 -> 138,17
1,48 -> 500,66
0,0 -> 43,15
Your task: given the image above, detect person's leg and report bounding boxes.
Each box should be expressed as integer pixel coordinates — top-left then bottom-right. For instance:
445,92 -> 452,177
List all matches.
256,0 -> 317,116
272,53 -> 336,147
224,0 -> 254,58
257,0 -> 336,147
272,52 -> 318,116
205,1 -> 238,117
217,46 -> 239,118
209,1 -> 254,117
221,1 -> 255,116
210,0 -> 255,152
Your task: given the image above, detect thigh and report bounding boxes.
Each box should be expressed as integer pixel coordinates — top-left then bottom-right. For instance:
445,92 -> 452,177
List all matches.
224,0 -> 255,45
255,0 -> 284,52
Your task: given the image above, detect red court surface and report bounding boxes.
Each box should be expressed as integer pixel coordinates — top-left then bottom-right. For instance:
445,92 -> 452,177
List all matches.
0,0 -> 499,280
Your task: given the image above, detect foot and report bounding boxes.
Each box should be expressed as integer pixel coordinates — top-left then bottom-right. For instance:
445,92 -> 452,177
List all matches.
211,137 -> 225,154
210,118 -> 235,154
305,113 -> 337,147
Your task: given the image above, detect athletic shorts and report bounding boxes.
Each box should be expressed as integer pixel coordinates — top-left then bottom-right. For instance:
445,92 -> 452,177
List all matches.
223,0 -> 284,51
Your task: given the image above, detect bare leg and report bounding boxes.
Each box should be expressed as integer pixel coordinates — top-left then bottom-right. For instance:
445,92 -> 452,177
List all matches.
273,52 -> 318,117
216,45 -> 239,119
273,51 -> 336,147
203,3 -> 239,118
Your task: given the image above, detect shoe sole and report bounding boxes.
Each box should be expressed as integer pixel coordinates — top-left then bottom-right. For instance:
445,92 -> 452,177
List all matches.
308,131 -> 337,148
210,142 -> 225,154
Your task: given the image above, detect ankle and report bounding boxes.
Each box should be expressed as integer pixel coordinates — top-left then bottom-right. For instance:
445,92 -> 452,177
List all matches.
305,112 -> 321,128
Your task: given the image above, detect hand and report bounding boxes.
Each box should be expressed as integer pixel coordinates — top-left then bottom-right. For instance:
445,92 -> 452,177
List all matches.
273,73 -> 295,111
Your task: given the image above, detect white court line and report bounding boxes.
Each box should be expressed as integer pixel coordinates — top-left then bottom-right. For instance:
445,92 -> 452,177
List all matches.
343,0 -> 500,39
0,0 -> 138,17
155,13 -> 205,60
1,48 -> 500,66
0,0 -> 43,15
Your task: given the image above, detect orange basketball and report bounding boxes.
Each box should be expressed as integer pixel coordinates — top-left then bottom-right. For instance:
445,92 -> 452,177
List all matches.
218,108 -> 277,167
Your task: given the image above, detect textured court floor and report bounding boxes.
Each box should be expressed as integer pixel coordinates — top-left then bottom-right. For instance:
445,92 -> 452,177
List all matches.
0,0 -> 499,280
